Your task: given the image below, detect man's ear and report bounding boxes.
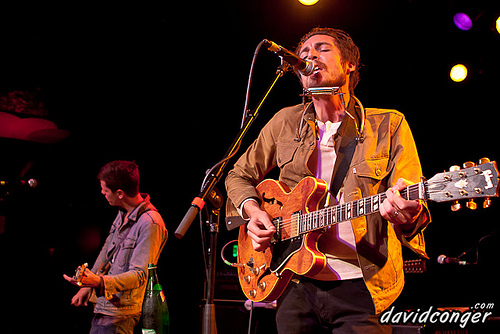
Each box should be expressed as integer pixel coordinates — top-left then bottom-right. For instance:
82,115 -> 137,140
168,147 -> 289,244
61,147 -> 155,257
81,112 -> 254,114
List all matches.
116,189 -> 125,199
346,62 -> 356,75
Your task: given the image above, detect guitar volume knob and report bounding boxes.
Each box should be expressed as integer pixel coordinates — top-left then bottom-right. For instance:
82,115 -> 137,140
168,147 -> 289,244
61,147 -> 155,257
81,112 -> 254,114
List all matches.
249,289 -> 257,298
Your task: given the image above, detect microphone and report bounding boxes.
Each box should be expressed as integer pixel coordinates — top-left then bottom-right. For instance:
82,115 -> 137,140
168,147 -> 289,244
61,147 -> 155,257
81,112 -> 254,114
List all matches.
263,39 -> 314,76
437,254 -> 467,266
0,179 -> 38,188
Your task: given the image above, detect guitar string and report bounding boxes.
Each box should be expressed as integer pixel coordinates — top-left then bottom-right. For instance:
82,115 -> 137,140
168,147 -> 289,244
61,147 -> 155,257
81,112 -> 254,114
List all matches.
276,194 -> 441,235
270,172 -> 492,240
273,184 -> 424,238
274,180 -> 467,236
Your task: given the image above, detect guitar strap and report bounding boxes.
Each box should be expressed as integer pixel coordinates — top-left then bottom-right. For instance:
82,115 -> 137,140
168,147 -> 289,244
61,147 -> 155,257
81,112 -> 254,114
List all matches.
90,202 -> 156,303
99,202 -> 156,275
329,101 -> 361,199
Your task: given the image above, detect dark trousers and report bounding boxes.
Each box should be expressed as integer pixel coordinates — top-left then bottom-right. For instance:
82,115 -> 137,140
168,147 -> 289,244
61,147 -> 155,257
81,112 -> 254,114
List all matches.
276,277 -> 392,334
90,313 -> 141,334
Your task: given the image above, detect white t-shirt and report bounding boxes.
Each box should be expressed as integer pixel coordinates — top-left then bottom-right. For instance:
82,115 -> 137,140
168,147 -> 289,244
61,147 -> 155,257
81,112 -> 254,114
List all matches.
314,120 -> 363,281
238,119 -> 363,281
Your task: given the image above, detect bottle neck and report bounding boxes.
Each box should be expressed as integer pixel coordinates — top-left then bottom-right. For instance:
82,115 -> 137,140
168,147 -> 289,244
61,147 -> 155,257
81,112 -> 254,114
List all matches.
147,265 -> 159,290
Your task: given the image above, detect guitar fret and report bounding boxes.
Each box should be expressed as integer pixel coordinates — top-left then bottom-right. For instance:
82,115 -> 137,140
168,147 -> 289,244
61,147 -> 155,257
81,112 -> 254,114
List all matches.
297,182 -> 428,237
373,194 -> 379,212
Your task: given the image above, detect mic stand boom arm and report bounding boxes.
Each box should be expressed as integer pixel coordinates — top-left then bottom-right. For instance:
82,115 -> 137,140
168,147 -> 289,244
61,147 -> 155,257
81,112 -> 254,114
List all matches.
174,62 -> 289,239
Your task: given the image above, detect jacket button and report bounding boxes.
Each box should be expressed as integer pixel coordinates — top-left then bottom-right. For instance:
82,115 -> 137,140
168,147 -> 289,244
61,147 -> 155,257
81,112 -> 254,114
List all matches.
375,168 -> 381,176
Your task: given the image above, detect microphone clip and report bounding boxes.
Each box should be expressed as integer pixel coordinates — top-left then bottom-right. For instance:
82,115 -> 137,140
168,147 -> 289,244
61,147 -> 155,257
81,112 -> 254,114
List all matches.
276,58 -> 292,76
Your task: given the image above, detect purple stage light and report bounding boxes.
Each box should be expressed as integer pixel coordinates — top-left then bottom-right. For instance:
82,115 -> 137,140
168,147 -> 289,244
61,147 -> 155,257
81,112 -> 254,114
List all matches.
453,13 -> 473,31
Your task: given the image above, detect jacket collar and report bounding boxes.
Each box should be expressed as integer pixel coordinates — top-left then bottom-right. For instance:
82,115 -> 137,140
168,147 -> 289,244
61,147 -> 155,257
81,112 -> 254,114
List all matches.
302,95 -> 365,141
118,193 -> 157,227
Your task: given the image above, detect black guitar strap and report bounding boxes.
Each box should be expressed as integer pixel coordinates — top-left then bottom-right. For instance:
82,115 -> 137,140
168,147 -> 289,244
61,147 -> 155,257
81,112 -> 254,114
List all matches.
329,101 -> 361,199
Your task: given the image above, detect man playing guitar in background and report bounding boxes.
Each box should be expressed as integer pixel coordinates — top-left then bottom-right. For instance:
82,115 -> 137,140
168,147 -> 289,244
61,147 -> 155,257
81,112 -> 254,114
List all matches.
225,27 -> 430,333
63,160 -> 168,334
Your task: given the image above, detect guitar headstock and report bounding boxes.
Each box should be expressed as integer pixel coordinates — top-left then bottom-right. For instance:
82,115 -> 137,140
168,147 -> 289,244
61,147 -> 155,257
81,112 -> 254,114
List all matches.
73,263 -> 88,287
426,158 -> 499,210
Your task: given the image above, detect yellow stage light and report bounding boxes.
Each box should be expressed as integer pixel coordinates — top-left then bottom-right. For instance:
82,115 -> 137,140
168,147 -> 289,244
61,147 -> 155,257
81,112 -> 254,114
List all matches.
496,16 -> 500,34
298,0 -> 319,5
450,64 -> 468,82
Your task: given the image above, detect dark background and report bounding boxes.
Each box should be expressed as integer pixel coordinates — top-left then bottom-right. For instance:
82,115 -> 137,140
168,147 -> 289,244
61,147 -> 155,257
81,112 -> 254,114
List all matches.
0,1 -> 499,333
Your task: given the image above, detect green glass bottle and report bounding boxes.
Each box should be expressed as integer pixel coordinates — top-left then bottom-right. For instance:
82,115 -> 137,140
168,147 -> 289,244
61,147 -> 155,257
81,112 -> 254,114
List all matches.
141,263 -> 170,334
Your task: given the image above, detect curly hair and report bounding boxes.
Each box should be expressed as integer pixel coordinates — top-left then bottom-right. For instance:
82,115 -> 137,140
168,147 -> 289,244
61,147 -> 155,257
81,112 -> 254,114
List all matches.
295,27 -> 360,95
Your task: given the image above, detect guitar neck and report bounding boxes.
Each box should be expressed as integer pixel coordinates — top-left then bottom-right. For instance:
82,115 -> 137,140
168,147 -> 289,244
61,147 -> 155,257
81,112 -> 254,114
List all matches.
296,182 -> 424,236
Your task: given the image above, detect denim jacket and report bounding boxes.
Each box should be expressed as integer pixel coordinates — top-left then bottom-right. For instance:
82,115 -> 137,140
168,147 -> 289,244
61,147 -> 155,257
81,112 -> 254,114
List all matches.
225,98 -> 430,314
91,194 -> 168,316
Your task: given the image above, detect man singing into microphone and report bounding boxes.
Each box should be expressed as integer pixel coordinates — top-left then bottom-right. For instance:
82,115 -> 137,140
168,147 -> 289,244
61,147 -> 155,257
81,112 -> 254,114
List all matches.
63,160 -> 168,334
225,27 -> 430,333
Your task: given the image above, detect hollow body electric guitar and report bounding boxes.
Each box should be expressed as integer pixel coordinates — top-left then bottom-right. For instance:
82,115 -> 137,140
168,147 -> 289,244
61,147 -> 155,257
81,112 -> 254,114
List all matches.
237,160 -> 499,302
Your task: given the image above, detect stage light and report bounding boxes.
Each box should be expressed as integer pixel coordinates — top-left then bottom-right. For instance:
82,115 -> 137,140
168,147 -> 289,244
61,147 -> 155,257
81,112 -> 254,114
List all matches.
450,64 -> 468,82
298,0 -> 319,5
453,13 -> 473,31
496,15 -> 500,34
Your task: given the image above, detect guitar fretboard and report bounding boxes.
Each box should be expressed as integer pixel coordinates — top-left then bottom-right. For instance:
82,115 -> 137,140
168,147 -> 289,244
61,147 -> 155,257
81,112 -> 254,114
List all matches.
281,182 -> 425,241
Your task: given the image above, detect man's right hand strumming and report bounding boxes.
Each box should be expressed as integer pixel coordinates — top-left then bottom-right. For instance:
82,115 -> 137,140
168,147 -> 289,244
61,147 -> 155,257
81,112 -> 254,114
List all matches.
243,200 -> 276,252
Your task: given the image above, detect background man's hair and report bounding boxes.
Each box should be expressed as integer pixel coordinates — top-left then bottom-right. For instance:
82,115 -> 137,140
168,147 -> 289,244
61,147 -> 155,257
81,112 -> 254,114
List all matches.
97,160 -> 140,197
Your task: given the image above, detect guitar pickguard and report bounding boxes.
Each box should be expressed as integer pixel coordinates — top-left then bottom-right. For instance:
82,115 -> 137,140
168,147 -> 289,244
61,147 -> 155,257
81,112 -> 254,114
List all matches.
270,236 -> 303,272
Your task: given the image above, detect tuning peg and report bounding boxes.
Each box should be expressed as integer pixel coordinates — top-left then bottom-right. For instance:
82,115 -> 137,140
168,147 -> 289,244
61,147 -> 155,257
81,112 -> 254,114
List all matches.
479,157 -> 490,165
463,161 -> 475,169
478,158 -> 492,208
462,161 -> 477,210
449,165 -> 461,211
483,198 -> 492,209
466,198 -> 477,210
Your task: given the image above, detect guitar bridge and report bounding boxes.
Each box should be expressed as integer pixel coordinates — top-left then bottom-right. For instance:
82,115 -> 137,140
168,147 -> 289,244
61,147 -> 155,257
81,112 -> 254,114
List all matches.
270,217 -> 282,244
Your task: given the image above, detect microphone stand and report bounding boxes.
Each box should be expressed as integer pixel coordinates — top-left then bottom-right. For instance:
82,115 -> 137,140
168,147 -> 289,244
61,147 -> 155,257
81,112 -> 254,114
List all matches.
174,61 -> 290,334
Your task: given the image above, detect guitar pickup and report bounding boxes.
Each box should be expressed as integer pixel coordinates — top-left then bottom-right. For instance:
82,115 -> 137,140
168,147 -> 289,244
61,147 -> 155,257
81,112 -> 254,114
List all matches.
270,217 -> 282,244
